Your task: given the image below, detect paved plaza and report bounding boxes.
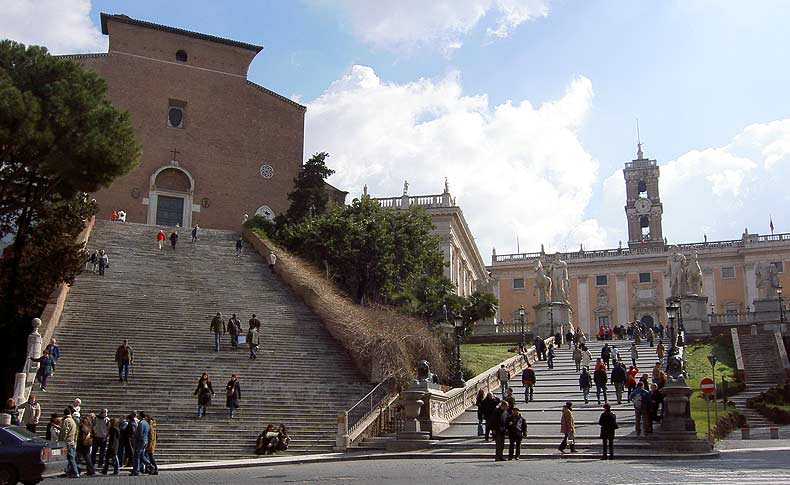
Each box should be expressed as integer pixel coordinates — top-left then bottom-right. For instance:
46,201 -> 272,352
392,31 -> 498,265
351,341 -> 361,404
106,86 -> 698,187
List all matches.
47,446 -> 790,484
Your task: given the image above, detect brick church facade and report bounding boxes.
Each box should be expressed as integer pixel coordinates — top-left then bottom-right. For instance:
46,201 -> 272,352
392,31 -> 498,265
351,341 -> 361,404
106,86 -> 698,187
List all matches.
63,13 -> 306,230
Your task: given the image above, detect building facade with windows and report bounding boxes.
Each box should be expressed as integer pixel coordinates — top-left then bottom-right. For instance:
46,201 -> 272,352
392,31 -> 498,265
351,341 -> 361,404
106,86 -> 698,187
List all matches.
62,13 -> 306,230
490,145 -> 790,334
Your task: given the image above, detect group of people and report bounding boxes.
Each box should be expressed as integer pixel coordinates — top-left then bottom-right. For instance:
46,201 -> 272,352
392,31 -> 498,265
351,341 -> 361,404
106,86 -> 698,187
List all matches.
110,210 -> 127,222
255,424 -> 291,455
475,391 -> 527,460
4,395 -> 158,478
209,312 -> 262,358
193,372 -> 242,418
156,229 -> 181,250
30,338 -> 61,392
85,249 -> 111,276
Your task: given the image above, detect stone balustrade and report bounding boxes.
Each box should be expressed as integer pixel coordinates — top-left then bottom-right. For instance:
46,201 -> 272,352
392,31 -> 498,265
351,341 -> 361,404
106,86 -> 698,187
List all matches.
373,193 -> 453,210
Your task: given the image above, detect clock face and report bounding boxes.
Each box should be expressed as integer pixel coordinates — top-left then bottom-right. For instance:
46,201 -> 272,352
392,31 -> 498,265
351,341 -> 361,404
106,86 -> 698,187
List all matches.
635,198 -> 652,214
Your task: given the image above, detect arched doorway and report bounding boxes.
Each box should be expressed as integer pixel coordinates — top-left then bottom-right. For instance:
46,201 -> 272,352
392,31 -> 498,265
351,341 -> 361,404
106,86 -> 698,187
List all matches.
640,314 -> 655,329
147,165 -> 195,228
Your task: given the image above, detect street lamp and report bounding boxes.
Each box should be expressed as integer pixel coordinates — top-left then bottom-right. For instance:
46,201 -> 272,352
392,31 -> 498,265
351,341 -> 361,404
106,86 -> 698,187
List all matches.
778,285 -> 785,324
518,305 -> 526,351
549,302 -> 555,337
453,313 -> 466,388
666,300 -> 680,372
707,354 -> 719,420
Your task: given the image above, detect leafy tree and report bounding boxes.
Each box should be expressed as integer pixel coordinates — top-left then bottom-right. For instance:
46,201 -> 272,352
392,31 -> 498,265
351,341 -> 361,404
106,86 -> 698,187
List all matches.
285,152 -> 335,223
461,291 -> 499,336
0,41 -> 140,398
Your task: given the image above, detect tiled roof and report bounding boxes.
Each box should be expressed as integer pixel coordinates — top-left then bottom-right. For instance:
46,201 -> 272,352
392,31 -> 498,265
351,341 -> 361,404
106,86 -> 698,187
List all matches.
100,13 -> 263,53
246,81 -> 306,111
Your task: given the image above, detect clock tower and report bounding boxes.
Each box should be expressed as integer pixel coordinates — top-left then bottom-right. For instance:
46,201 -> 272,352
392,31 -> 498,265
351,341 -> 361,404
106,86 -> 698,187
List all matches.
623,143 -> 665,250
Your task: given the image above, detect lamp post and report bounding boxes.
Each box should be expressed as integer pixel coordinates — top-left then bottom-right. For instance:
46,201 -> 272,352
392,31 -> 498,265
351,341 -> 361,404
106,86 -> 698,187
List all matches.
707,354 -> 718,420
518,305 -> 526,351
665,300 -> 679,372
453,313 -> 466,388
778,285 -> 785,325
549,302 -> 555,337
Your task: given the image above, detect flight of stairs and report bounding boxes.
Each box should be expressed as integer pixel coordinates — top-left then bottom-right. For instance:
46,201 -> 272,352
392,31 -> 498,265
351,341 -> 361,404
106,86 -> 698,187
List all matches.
34,220 -> 372,463
418,339 -> 663,457
729,332 -> 785,428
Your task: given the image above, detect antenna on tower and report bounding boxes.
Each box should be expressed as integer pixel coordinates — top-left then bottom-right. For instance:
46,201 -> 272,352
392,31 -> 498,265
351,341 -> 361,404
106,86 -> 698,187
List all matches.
636,118 -> 644,159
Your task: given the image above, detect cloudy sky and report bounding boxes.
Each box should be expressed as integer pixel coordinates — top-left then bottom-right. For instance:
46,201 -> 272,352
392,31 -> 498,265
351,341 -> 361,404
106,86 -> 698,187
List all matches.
3,0 -> 790,262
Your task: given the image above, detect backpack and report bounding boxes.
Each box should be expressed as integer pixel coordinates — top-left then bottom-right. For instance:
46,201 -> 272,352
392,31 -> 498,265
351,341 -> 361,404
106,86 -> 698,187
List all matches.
633,392 -> 643,410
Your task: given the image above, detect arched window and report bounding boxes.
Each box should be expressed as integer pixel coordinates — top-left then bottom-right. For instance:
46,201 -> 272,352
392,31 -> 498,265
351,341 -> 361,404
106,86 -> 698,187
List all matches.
175,50 -> 188,62
640,216 -> 650,238
637,179 -> 648,197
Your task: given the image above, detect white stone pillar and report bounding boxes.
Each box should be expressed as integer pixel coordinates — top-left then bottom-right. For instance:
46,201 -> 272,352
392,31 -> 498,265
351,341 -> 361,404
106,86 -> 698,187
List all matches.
577,277 -> 590,333
662,273 -> 670,302
616,274 -> 629,325
335,411 -> 350,450
703,268 -> 716,310
745,264 -> 757,306
13,372 -> 26,408
27,318 -> 43,377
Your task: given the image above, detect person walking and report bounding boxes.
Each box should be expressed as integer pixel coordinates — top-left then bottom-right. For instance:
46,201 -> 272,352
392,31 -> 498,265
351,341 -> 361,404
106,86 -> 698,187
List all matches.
507,407 -> 527,460
156,230 -> 166,250
228,314 -> 242,350
249,314 -> 261,331
268,251 -> 277,271
647,327 -> 655,347
493,401 -> 510,462
247,325 -> 259,360
611,362 -> 626,404
45,414 -> 61,441
45,338 -> 61,372
101,418 -> 121,475
210,312 -> 225,352
594,364 -> 608,405
131,411 -> 151,476
601,343 -> 611,368
496,365 -> 511,400
573,345 -> 582,373
480,392 -> 500,441
565,330 -> 574,349
191,224 -> 199,243
581,345 -> 593,369
59,409 -> 80,478
98,249 -> 109,276
119,414 -> 136,468
30,350 -> 55,391
76,414 -> 96,476
194,373 -> 215,418
598,403 -> 618,460
91,409 -> 110,469
558,401 -> 576,453
145,416 -> 159,475
626,365 -> 639,401
579,367 -> 592,404
169,230 -> 179,250
630,342 -> 639,367
611,345 -> 620,366
656,340 -> 665,365
115,339 -> 134,383
547,344 -> 556,369
226,374 -> 242,418
20,395 -> 41,433
629,382 -> 650,436
503,388 -> 516,411
90,249 -> 100,273
521,363 -> 536,403
475,389 -> 486,436
235,237 -> 243,257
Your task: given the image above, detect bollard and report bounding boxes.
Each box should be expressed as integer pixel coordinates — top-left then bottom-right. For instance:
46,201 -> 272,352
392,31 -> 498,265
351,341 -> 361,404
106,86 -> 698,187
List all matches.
770,427 -> 779,439
741,427 -> 750,440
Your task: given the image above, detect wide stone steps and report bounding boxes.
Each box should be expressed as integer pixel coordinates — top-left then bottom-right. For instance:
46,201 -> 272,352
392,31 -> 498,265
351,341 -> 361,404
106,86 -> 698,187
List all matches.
33,220 -> 373,463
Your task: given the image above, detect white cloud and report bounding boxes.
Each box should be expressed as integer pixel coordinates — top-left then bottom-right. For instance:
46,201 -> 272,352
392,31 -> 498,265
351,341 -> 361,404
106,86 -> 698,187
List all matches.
305,65 -> 601,262
0,0 -> 105,54
602,119 -> 790,244
328,0 -> 549,52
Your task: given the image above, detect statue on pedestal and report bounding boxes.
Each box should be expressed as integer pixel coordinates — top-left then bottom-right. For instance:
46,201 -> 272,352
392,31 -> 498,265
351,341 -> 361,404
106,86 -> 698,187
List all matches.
755,261 -> 780,299
666,247 -> 687,298
685,251 -> 703,296
548,255 -> 570,304
533,260 -> 552,304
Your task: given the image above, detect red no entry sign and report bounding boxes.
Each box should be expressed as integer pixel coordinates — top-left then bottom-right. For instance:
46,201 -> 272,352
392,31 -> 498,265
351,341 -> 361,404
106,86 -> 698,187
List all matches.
700,377 -> 715,395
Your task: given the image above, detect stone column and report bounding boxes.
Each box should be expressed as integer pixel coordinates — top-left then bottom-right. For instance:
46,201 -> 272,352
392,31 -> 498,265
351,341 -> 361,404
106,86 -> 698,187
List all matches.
745,263 -> 757,308
703,268 -> 716,310
335,411 -> 350,450
616,273 -> 629,325
576,277 -> 590,333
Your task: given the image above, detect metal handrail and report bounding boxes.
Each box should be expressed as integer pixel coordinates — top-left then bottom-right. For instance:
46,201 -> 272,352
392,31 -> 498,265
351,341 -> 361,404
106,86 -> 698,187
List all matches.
346,373 -> 396,417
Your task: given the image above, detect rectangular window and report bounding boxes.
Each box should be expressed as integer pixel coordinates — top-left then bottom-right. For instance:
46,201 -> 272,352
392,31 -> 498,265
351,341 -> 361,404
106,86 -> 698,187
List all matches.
513,278 -> 525,289
598,316 -> 610,328
639,272 -> 652,283
772,261 -> 784,273
595,275 -> 608,286
721,267 -> 735,279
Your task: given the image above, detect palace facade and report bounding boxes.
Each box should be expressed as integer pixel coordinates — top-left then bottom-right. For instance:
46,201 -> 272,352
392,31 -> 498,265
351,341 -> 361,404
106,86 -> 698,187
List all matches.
490,144 -> 790,334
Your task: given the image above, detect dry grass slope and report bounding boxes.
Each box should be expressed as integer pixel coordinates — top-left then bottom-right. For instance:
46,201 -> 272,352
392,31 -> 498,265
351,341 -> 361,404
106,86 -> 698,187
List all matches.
244,228 -> 448,385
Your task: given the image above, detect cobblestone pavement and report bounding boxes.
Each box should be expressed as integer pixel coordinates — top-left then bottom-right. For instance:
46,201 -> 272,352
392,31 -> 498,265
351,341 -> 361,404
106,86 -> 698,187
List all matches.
48,449 -> 790,484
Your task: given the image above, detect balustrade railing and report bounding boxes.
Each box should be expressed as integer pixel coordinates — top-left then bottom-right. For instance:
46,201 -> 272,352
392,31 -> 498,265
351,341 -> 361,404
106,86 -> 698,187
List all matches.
337,373 -> 401,449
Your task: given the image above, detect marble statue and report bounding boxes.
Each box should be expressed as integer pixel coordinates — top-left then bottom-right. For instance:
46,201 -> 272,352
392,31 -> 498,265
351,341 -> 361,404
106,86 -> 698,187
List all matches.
533,259 -> 552,304
686,251 -> 703,296
755,261 -> 780,299
548,255 -> 570,304
666,247 -> 687,298
363,184 -> 368,196
403,180 -> 409,196
444,177 -> 450,194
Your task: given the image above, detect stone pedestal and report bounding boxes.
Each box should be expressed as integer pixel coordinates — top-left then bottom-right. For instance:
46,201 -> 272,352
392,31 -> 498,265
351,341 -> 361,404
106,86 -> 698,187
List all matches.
752,298 -> 782,323
679,295 -> 710,337
532,302 -> 572,338
653,377 -> 711,452
388,387 -> 432,452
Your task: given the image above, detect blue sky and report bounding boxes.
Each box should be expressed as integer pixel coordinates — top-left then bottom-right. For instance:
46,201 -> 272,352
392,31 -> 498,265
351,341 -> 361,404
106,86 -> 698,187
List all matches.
3,0 -> 790,260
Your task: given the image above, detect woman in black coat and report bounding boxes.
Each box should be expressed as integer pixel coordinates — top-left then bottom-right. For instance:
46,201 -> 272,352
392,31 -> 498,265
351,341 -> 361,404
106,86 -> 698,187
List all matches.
194,373 -> 215,418
475,389 -> 486,436
102,418 -> 121,475
598,403 -> 618,460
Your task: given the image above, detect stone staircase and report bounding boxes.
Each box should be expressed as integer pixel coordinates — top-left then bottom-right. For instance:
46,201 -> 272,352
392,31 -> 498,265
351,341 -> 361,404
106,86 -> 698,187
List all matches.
33,220 -> 372,463
729,332 -> 785,428
358,339 -> 664,457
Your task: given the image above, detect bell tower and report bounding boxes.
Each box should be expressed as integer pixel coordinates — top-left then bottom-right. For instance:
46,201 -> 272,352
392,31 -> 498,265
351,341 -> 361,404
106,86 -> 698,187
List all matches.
623,142 -> 664,249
